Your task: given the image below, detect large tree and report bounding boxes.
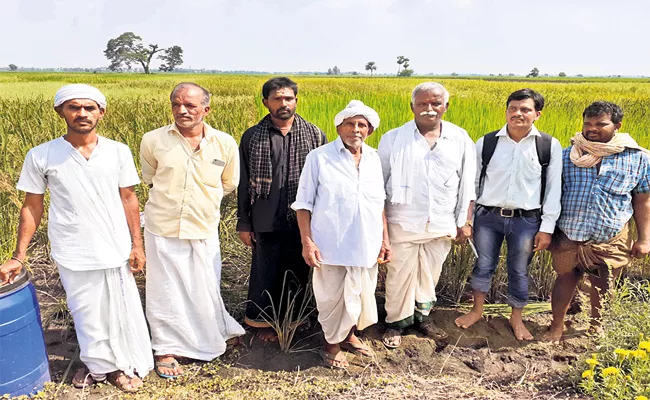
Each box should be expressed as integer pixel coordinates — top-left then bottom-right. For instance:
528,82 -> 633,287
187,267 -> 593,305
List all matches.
8,64 -> 18,71
526,67 -> 540,78
159,46 -> 184,72
104,32 -> 183,74
365,61 -> 377,76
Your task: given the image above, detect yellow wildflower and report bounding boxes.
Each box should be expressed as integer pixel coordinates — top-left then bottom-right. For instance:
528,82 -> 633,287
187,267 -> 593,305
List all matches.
586,358 -> 599,367
634,396 -> 648,400
632,349 -> 647,359
639,341 -> 650,351
615,348 -> 629,359
581,370 -> 594,379
601,367 -> 619,377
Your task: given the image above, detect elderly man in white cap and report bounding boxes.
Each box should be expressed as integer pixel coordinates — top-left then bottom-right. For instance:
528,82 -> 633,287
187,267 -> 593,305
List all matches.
377,82 -> 476,348
0,84 -> 153,391
292,100 -> 390,369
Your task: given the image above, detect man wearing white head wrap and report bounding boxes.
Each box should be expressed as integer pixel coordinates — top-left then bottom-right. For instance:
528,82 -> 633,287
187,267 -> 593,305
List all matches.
377,82 -> 476,349
292,100 -> 390,368
54,83 -> 108,110
334,100 -> 380,131
0,84 -> 153,392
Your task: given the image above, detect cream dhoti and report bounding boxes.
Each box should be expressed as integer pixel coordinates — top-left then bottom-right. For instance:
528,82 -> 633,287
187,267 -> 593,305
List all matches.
384,223 -> 452,329
57,263 -> 154,379
145,230 -> 245,360
313,264 -> 379,344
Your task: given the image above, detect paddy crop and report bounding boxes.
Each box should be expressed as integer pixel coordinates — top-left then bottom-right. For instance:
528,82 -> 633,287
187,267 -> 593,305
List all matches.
1,72 -> 650,301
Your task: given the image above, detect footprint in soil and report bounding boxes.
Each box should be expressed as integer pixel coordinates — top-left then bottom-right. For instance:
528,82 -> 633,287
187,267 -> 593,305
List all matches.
404,347 -> 418,358
463,359 -> 483,372
552,354 -> 578,363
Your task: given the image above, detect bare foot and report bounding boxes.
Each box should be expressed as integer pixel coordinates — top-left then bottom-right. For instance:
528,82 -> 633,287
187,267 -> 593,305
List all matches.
509,318 -> 533,341
155,355 -> 183,377
455,310 -> 483,329
541,324 -> 564,344
257,327 -> 278,342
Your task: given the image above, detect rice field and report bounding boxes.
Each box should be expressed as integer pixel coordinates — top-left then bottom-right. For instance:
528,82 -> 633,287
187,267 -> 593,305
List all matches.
2,72 -> 650,302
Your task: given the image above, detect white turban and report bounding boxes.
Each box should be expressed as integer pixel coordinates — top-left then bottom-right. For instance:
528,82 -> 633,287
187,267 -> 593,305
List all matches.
54,84 -> 107,109
334,100 -> 380,130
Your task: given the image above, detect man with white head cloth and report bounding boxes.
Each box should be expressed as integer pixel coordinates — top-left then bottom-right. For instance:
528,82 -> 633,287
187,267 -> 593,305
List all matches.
0,84 -> 153,392
377,82 -> 476,348
292,100 -> 391,369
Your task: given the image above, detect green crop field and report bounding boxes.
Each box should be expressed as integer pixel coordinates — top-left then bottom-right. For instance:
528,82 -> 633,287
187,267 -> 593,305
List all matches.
2,72 -> 650,303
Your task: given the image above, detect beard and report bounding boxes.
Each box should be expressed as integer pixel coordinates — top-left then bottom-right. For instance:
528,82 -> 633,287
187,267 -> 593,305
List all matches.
272,106 -> 296,120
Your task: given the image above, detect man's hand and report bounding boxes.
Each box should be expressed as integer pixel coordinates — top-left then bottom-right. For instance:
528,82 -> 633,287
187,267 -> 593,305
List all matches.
0,259 -> 23,285
238,231 -> 256,248
631,240 -> 650,258
128,247 -> 146,273
533,232 -> 552,252
455,224 -> 473,244
378,240 -> 393,264
302,238 -> 322,269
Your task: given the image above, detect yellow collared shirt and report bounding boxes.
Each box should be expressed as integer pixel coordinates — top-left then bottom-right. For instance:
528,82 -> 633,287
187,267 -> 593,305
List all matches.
141,122 -> 239,239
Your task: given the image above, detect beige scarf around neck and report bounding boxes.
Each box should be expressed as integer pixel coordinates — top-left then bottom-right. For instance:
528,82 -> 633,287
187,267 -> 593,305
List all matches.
569,132 -> 650,168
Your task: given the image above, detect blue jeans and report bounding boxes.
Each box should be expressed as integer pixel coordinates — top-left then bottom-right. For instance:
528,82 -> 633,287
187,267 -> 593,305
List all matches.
470,206 -> 541,308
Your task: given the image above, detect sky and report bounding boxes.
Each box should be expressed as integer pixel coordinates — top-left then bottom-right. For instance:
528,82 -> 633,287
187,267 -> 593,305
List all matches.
2,0 -> 649,76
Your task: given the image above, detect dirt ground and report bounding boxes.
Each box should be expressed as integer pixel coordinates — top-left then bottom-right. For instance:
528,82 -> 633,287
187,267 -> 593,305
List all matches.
34,284 -> 594,400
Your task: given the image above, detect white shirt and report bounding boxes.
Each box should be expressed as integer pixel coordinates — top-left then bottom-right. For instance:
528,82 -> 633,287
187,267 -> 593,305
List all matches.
17,136 -> 141,271
475,124 -> 562,233
378,120 -> 477,236
291,137 -> 385,268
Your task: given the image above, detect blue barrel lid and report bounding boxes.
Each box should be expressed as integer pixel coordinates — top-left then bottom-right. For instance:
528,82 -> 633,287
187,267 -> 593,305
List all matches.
0,268 -> 30,297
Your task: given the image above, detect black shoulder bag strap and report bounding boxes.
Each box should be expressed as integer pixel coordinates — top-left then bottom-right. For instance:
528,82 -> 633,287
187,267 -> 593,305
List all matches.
478,130 -> 500,200
535,132 -> 553,207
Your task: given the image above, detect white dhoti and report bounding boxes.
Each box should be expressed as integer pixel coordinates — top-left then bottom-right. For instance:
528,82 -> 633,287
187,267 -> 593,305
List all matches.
57,263 -> 154,379
145,230 -> 245,361
384,223 -> 452,328
313,264 -> 378,344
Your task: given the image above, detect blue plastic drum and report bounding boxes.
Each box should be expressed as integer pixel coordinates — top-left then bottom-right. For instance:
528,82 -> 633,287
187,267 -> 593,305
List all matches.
0,269 -> 51,397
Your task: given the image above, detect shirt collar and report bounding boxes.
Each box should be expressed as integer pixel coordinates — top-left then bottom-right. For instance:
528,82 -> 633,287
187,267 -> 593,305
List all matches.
169,121 -> 217,140
414,120 -> 450,139
334,136 -> 373,154
496,123 -> 541,139
334,136 -> 346,152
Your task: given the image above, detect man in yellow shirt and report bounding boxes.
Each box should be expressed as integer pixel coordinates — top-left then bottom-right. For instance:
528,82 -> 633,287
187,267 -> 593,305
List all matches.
140,82 -> 245,378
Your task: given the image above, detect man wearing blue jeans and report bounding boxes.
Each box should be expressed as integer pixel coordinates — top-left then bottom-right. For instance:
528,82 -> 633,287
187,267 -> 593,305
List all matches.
455,89 -> 562,340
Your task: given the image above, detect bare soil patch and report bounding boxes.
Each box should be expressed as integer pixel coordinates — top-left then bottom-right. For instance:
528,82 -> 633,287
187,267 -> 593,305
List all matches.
22,261 -> 593,399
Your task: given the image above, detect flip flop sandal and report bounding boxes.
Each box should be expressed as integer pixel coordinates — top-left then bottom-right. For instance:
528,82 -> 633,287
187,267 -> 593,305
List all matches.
382,328 -> 403,349
319,347 -> 348,369
72,367 -> 105,389
155,359 -> 183,379
340,341 -> 374,357
106,371 -> 139,393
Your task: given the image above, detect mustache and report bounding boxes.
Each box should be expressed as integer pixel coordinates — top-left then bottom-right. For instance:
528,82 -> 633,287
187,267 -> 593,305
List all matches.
419,111 -> 438,116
